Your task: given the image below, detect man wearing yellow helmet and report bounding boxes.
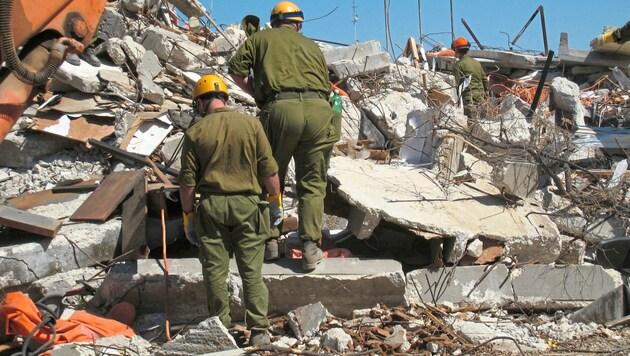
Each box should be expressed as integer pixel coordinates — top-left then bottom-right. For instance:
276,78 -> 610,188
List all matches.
179,74 -> 281,346
229,1 -> 341,271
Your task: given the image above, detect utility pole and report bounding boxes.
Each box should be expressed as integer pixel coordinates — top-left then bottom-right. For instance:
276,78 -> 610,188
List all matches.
352,0 -> 359,43
450,0 -> 454,41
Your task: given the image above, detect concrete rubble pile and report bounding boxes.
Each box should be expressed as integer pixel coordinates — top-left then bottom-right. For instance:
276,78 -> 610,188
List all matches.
1,0 -> 630,354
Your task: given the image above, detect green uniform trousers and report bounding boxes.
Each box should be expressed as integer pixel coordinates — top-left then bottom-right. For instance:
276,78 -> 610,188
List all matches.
197,194 -> 270,331
260,95 -> 341,243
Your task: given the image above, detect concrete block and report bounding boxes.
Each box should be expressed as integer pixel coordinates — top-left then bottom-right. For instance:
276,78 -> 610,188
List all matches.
103,38 -> 127,66
405,265 -> 513,309
329,52 -> 391,80
155,317 -> 238,356
160,132 -> 184,171
97,8 -> 126,41
322,328 -> 353,352
51,335 -> 153,356
384,325 -> 410,352
26,267 -> 101,301
94,258 -> 406,324
123,0 -> 145,12
0,132 -> 74,168
550,77 -> 586,127
475,107 -> 531,146
288,302 -> 327,340
323,40 -> 383,64
347,205 -> 380,240
361,90 -> 428,141
556,235 -> 585,264
491,161 -> 539,199
0,219 -> 120,288
211,27 -> 245,53
511,264 -> 622,309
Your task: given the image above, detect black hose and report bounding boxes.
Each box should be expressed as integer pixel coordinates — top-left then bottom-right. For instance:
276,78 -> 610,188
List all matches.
0,0 -> 65,86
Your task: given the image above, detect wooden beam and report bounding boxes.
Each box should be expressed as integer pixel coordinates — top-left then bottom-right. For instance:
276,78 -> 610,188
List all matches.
121,175 -> 148,258
70,171 -> 146,222
0,206 -> 62,238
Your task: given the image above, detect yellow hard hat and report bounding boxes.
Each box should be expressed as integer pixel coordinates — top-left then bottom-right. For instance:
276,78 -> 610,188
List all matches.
192,74 -> 228,100
270,1 -> 304,23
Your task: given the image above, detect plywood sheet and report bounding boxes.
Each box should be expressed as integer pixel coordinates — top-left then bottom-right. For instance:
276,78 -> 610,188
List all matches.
31,114 -> 115,143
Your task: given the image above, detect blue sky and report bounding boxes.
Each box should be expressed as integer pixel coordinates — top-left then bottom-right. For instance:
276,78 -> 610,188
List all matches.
205,1 -> 630,57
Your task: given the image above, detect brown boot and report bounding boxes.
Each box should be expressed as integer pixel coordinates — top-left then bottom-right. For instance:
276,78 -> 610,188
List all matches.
302,241 -> 322,271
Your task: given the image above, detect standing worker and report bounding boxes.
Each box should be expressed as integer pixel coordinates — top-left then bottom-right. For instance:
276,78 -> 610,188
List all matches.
451,37 -> 489,120
228,1 -> 341,271
179,75 -> 282,346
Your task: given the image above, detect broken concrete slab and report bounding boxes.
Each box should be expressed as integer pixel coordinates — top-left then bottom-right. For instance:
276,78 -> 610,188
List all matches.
26,266 -> 101,301
54,60 -> 118,93
322,40 -> 383,64
101,37 -> 127,66
511,264 -> 622,310
140,26 -> 212,70
569,285 -> 630,325
405,264 -> 623,311
288,302 -> 327,340
0,215 -> 120,288
137,50 -> 163,80
0,132 -> 75,168
94,257 -> 405,324
405,265 -> 513,309
329,52 -> 391,80
329,157 -> 561,264
475,107 -> 531,147
155,317 -> 238,356
167,0 -> 207,18
160,132 -> 184,171
51,335 -> 153,356
140,73 -> 166,105
362,90 -> 428,141
211,27 -> 245,53
122,0 -> 145,13
121,35 -> 147,65
322,327 -> 353,352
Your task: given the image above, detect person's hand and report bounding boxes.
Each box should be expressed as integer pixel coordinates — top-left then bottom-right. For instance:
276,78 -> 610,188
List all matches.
182,211 -> 199,246
266,194 -> 284,227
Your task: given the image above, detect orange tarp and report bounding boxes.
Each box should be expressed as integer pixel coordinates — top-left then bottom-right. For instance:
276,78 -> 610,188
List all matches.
0,292 -> 135,347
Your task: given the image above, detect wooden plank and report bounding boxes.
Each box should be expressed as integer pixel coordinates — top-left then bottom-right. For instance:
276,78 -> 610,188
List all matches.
7,178 -> 102,210
0,206 -> 62,238
121,176 -> 147,258
70,171 -> 146,222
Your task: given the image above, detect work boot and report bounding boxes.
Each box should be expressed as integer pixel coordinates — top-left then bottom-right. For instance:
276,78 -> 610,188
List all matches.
250,329 -> 270,346
65,53 -> 81,66
79,47 -> 101,67
264,239 -> 279,261
302,241 -> 323,271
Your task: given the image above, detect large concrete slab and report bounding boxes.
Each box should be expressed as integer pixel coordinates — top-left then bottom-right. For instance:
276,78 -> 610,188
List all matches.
405,265 -> 622,310
329,157 -> 562,264
93,257 -> 406,323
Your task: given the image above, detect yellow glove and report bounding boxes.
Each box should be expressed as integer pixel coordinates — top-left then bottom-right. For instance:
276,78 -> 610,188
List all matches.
266,194 -> 284,227
590,31 -> 616,49
182,211 -> 199,246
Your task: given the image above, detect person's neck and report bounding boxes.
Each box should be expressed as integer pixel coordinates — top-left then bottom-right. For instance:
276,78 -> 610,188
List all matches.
209,99 -> 226,111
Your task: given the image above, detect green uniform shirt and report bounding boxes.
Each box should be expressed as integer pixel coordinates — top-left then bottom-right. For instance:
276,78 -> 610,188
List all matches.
228,27 -> 331,108
614,21 -> 630,43
453,54 -> 489,104
179,107 -> 278,194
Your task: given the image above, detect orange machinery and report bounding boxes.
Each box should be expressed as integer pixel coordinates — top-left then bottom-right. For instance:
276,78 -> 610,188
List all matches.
0,0 -> 107,143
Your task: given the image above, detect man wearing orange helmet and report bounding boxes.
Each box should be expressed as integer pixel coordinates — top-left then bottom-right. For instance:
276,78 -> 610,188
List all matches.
229,1 -> 340,271
179,74 -> 281,346
451,37 -> 489,118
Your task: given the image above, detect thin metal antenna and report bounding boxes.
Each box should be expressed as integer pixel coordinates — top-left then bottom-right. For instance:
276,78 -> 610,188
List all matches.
352,0 -> 359,43
450,0 -> 454,41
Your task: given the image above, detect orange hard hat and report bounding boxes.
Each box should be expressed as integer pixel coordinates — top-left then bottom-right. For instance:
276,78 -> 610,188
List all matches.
451,37 -> 470,49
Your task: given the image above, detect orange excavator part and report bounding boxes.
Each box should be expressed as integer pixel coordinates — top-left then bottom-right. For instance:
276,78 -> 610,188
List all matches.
0,0 -> 107,143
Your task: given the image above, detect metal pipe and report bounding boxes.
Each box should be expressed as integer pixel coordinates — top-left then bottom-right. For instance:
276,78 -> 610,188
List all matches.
461,18 -> 485,50
539,6 -> 549,55
87,139 -> 180,177
527,50 -> 554,120
449,0 -> 454,41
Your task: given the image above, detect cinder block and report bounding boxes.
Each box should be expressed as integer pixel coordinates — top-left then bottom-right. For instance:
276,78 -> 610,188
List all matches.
329,52 -> 391,80
323,40 -> 383,64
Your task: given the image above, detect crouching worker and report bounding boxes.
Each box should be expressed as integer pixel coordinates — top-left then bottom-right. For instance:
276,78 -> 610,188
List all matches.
179,75 -> 282,346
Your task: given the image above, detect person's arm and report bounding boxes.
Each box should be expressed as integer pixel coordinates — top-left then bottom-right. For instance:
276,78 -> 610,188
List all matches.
180,185 -> 196,213
262,173 -> 280,196
230,74 -> 254,97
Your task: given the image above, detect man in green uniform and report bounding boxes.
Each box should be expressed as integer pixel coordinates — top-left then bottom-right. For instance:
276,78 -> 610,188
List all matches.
228,1 -> 341,271
179,74 -> 282,346
451,37 -> 489,120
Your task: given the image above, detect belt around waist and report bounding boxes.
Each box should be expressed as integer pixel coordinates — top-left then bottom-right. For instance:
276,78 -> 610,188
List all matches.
273,91 -> 327,101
